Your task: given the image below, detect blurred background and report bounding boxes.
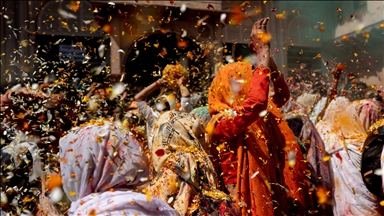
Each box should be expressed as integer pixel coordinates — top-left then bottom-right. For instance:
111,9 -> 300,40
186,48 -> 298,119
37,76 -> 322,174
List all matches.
0,0 -> 383,93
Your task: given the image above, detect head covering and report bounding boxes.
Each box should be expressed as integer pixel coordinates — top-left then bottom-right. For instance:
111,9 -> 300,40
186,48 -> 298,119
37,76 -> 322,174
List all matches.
149,111 -> 235,215
208,62 -> 253,114
315,97 -> 350,153
190,106 -> 211,128
337,99 -> 384,143
296,93 -> 317,113
207,62 -> 310,215
59,118 -> 177,215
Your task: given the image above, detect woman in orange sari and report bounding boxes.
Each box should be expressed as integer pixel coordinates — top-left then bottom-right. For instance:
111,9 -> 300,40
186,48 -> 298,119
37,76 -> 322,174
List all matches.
206,18 -> 310,215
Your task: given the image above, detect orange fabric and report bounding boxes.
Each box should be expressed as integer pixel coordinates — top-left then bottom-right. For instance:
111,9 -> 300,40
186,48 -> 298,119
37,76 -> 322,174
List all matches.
207,62 -> 310,215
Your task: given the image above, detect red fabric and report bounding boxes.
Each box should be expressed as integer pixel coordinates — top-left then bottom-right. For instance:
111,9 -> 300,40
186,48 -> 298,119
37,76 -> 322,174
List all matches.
214,68 -> 270,184
271,74 -> 290,108
207,63 -> 310,215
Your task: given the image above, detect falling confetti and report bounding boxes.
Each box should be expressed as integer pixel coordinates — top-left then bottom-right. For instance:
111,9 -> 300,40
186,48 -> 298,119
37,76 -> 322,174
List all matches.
288,151 -> 296,167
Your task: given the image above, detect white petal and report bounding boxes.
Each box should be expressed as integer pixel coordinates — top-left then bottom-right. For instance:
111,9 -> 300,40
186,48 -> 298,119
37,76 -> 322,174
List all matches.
98,44 -> 106,58
180,4 -> 187,13
1,192 -> 8,204
57,8 -> 77,19
225,55 -> 234,63
49,187 -> 63,203
10,83 -> 22,92
110,83 -> 126,100
250,171 -> 259,179
259,110 -> 268,117
288,151 -> 296,167
220,13 -> 227,23
181,30 -> 187,38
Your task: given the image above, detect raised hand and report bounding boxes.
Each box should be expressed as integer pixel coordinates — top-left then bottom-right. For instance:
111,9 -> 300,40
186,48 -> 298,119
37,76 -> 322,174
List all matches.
248,17 -> 271,68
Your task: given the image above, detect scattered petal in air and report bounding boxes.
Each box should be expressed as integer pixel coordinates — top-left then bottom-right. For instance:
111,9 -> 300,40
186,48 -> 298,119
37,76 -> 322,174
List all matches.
259,110 -> 268,117
230,78 -> 245,95
380,200 -> 384,206
20,40 -> 29,47
355,23 -> 365,34
57,8 -> 77,19
238,201 -> 247,207
91,65 -> 104,75
374,168 -> 383,176
275,10 -> 286,19
146,190 -> 152,201
0,192 -> 7,204
140,177 -> 149,182
180,4 -> 187,13
220,13 -> 227,24
98,44 -> 106,58
50,187 -> 63,203
251,171 -> 259,179
288,151 -> 296,167
10,84 -> 22,92
225,55 -> 234,63
322,155 -> 331,162
197,15 -> 209,27
32,83 -> 39,90
181,30 -> 187,38
316,186 -> 329,204
167,197 -> 174,203
109,83 -> 126,100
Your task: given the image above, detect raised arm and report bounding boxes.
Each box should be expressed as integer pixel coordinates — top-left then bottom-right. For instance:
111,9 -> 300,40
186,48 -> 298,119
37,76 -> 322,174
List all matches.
213,18 -> 272,143
134,78 -> 167,102
269,57 -> 290,108
177,77 -> 193,113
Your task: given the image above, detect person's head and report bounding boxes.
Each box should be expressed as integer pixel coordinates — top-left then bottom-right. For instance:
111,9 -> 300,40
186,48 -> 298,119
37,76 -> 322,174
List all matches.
322,97 -> 350,127
208,62 -> 253,114
151,111 -> 208,172
60,119 -> 149,202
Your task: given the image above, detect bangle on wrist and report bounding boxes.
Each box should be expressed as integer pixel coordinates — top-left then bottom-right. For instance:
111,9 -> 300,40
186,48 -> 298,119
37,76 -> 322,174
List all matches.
155,81 -> 162,88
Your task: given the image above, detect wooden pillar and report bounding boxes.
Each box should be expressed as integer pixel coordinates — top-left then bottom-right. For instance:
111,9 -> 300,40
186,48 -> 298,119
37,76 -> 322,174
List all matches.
110,17 -> 122,76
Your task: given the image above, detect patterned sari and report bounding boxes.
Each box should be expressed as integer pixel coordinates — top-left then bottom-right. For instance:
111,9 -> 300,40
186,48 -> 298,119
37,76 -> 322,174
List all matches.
148,111 -> 239,215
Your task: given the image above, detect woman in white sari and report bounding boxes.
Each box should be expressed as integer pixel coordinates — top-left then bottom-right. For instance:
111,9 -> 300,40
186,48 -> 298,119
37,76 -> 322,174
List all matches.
316,97 -> 384,215
59,118 -> 178,216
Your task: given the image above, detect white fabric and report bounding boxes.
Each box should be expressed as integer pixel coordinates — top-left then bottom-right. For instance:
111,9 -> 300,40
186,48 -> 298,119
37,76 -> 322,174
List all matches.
316,97 -> 382,216
382,148 -> 384,194
310,97 -> 327,124
69,191 -> 178,216
330,146 -> 381,216
296,93 -> 317,112
60,120 -> 178,216
315,97 -> 350,153
179,97 -> 193,113
136,101 -> 160,149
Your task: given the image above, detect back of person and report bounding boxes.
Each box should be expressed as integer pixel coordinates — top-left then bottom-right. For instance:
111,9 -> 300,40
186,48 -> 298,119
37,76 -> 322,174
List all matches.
361,122 -> 384,200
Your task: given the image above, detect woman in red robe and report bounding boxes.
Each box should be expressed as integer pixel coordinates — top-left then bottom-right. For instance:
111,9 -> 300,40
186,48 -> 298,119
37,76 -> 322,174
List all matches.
206,18 -> 310,215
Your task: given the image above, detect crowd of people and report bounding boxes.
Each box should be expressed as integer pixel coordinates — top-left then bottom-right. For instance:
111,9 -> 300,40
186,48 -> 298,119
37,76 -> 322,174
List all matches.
1,17 -> 383,216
